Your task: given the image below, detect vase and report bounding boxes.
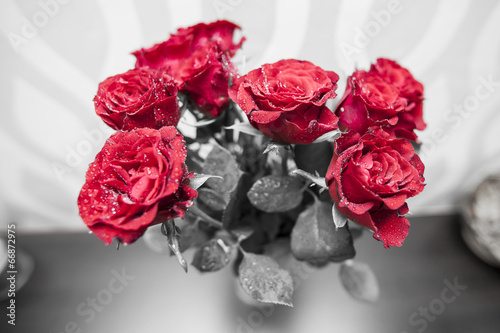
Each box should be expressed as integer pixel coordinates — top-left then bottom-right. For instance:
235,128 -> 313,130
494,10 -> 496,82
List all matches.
460,175 -> 500,267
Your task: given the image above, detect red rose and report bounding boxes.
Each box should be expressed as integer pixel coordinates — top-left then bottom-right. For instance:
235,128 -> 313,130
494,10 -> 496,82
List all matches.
335,58 -> 425,141
228,59 -> 339,145
78,127 -> 197,245
325,127 -> 425,248
132,20 -> 245,118
94,67 -> 180,131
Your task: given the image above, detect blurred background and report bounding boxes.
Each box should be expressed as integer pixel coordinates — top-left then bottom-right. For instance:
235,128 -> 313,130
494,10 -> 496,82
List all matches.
1,0 -> 500,332
1,0 -> 500,232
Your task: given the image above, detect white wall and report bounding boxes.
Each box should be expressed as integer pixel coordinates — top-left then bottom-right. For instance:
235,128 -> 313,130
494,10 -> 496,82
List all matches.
1,0 -> 500,232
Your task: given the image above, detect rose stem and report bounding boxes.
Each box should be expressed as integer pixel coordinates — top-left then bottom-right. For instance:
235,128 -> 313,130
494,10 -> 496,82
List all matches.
224,104 -> 236,143
304,188 -> 320,204
189,205 -> 223,229
282,147 -> 289,175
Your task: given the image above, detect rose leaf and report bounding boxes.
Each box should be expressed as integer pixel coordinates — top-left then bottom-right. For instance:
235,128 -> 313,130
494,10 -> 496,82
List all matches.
197,188 -> 228,211
176,221 -> 212,253
247,175 -> 304,213
291,200 -> 355,264
312,129 -> 341,143
203,145 -> 243,195
339,260 -> 380,303
290,169 -> 328,191
238,252 -> 294,306
179,117 -> 218,128
191,236 -> 236,273
222,173 -> 253,230
225,122 -> 263,137
263,142 -> 283,155
332,203 -> 348,229
161,220 -> 188,273
190,173 -> 224,191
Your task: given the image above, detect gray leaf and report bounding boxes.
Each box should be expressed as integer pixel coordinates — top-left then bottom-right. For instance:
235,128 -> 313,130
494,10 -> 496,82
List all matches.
291,200 -> 355,263
332,203 -> 348,229
191,236 -> 236,273
190,173 -> 224,191
339,260 -> 379,303
203,145 -> 243,194
197,188 -> 228,211
312,129 -> 341,143
161,220 -> 188,273
238,252 -> 294,306
247,175 -> 304,213
290,169 -> 328,190
225,122 -> 263,136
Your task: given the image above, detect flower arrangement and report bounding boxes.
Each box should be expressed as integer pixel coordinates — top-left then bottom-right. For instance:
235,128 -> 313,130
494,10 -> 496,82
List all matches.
78,20 -> 425,306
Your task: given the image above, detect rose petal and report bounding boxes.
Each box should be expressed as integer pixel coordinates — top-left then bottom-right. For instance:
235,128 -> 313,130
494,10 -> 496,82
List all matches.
372,209 -> 410,248
250,110 -> 281,123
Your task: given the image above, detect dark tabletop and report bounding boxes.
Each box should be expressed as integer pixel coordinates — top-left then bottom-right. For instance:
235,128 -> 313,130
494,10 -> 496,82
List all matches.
1,214 -> 499,333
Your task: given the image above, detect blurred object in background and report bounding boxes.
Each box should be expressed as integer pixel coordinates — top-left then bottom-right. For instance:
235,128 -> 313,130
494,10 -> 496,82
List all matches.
461,174 -> 500,267
0,237 -> 35,301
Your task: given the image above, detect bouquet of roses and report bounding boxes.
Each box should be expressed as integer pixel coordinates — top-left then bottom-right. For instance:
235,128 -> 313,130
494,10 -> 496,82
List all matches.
78,20 -> 425,306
